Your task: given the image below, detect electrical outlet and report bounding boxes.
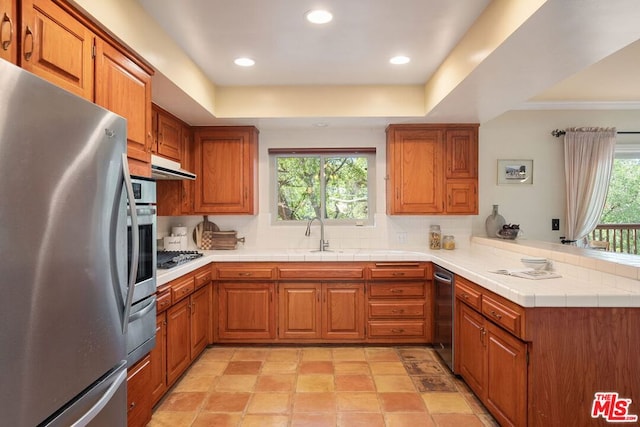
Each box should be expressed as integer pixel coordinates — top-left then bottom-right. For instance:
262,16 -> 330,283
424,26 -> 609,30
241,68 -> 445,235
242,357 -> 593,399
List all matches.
552,218 -> 560,231
397,232 -> 407,244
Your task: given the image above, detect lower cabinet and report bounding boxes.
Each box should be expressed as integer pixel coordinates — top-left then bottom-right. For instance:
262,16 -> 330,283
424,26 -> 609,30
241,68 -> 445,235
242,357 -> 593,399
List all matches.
456,280 -> 528,427
278,282 -> 365,341
217,282 -> 276,340
167,284 -> 211,386
150,310 -> 167,406
126,354 -> 152,427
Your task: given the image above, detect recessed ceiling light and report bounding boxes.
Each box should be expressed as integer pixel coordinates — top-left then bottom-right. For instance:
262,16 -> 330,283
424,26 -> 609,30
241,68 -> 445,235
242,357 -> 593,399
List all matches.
306,10 -> 333,24
234,57 -> 255,67
389,55 -> 411,65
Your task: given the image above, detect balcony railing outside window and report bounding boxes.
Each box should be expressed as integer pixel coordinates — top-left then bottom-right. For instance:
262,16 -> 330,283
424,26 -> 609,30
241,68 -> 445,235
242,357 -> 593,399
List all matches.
590,224 -> 640,254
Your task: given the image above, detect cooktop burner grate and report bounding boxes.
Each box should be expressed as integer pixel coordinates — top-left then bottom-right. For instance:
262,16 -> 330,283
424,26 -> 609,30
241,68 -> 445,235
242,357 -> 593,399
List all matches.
157,250 -> 203,269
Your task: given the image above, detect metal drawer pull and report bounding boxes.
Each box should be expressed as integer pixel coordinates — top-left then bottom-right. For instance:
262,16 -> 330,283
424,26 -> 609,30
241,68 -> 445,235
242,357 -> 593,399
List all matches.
24,26 -> 33,61
490,310 -> 503,320
390,289 -> 403,293
391,328 -> 405,333
461,293 -> 469,299
392,272 -> 405,276
1,13 -> 13,51
239,272 -> 253,276
391,309 -> 405,314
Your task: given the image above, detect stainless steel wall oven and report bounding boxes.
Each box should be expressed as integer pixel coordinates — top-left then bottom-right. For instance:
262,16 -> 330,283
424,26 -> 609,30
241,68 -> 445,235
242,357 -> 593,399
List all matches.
126,177 -> 157,366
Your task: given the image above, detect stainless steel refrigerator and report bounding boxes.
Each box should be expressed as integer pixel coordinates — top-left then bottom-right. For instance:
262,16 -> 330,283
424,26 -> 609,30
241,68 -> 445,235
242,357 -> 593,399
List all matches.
0,58 -> 133,426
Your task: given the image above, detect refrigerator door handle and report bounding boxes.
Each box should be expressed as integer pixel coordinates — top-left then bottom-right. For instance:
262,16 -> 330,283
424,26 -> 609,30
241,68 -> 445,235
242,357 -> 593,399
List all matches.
69,368 -> 127,427
122,153 -> 139,334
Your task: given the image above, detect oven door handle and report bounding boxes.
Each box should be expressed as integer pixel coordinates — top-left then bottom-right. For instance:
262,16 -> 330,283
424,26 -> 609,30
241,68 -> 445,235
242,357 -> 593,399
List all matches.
434,272 -> 453,284
128,296 -> 156,322
122,153 -> 139,335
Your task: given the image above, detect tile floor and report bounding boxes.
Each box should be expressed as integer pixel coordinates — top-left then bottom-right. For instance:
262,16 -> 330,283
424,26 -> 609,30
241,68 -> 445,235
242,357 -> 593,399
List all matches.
149,346 -> 498,427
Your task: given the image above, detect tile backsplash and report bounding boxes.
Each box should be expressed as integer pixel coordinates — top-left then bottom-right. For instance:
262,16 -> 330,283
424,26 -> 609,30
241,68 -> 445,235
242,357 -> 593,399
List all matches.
157,214 -> 474,252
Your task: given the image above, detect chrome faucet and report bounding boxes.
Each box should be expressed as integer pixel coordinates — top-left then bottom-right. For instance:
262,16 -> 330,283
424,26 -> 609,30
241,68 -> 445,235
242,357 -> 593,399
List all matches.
305,217 -> 330,251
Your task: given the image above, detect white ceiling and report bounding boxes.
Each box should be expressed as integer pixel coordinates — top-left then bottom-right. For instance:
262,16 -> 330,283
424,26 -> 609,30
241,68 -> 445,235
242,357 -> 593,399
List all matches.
136,0 -> 640,128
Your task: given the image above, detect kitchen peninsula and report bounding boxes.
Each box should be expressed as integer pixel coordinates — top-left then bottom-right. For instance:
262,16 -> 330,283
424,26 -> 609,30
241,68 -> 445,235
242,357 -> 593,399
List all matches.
156,237 -> 640,426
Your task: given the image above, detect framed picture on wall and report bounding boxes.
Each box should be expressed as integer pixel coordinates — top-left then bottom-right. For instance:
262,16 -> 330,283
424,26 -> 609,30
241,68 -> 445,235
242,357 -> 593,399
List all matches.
497,159 -> 533,184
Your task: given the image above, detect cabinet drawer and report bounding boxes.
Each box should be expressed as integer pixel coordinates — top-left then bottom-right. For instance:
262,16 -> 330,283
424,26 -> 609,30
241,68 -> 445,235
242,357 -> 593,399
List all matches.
171,276 -> 195,303
368,321 -> 426,338
370,266 -> 427,280
368,283 -> 425,298
194,268 -> 212,289
455,281 -> 481,310
369,302 -> 425,318
156,290 -> 172,313
279,267 -> 364,280
217,267 -> 276,280
482,296 -> 522,336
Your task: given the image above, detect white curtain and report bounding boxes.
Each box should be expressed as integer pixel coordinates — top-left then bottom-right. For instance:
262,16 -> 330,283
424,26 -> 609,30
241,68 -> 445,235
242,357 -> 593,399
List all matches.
564,127 -> 617,245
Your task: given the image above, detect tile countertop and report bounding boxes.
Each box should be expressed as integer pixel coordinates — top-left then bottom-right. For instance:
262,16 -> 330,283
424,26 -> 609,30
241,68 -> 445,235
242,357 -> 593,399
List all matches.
156,238 -> 640,308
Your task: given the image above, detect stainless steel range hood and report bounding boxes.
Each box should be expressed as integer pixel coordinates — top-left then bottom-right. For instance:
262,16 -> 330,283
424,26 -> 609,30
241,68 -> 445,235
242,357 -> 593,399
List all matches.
151,154 -> 196,180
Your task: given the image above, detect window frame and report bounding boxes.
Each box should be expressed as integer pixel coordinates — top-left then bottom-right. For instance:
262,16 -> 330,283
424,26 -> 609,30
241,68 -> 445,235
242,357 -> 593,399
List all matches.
269,148 -> 376,226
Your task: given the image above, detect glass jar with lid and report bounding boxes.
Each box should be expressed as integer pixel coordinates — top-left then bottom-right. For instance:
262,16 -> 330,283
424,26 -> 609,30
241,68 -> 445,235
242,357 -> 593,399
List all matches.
443,235 -> 455,250
429,225 -> 442,249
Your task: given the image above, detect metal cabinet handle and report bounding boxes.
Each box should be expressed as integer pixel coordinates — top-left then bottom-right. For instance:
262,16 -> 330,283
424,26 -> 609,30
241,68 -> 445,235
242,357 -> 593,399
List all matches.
461,293 -> 469,300
392,272 -> 405,276
23,25 -> 33,61
390,288 -> 403,293
1,13 -> 13,51
239,272 -> 253,277
391,309 -> 405,314
480,327 -> 486,346
391,328 -> 405,333
490,310 -> 503,320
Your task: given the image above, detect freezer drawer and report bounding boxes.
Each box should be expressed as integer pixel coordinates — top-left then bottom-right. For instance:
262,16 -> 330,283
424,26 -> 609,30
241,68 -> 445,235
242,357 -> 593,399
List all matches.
45,361 -> 127,427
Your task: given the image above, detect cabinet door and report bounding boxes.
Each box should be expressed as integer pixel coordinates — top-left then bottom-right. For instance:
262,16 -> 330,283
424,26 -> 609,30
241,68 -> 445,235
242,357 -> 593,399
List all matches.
445,180 -> 477,214
194,127 -> 258,214
217,282 -> 275,340
20,0 -> 94,100
456,302 -> 486,398
387,127 -> 444,214
279,283 -> 322,339
322,283 -> 365,340
190,284 -> 211,358
0,0 -> 17,63
150,312 -> 167,406
445,128 -> 478,178
485,322 -> 528,427
166,298 -> 191,385
156,109 -> 182,162
126,354 -> 152,427
95,38 -> 152,176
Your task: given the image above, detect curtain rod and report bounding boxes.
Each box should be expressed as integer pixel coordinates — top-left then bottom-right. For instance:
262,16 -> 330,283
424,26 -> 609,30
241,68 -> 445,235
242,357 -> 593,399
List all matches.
551,129 -> 640,137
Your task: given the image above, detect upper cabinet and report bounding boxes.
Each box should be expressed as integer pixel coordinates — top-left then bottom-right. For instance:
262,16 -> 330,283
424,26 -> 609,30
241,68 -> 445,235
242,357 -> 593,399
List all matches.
386,124 -> 478,215
193,126 -> 259,215
20,0 -> 95,100
152,105 -> 183,163
14,0 -> 154,177
1,0 -> 17,63
95,38 -> 153,177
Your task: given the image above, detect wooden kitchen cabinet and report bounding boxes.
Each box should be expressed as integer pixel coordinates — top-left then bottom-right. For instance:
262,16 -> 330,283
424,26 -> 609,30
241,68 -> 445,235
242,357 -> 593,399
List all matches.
217,282 -> 276,341
190,284 -> 211,357
279,283 -> 322,339
150,311 -> 167,406
1,0 -> 17,63
386,124 -> 478,215
20,0 -> 95,100
194,126 -> 258,215
455,278 -> 527,427
152,104 -> 183,162
166,297 -> 190,386
126,353 -> 152,427
95,37 -> 153,177
322,283 -> 366,340
367,263 -> 431,343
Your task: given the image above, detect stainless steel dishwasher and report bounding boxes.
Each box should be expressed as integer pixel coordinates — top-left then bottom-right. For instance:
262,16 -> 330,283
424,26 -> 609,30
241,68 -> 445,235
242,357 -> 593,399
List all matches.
433,264 -> 455,372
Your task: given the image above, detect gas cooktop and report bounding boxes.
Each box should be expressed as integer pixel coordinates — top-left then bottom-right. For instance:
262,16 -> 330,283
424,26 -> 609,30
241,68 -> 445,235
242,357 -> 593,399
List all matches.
157,251 -> 203,269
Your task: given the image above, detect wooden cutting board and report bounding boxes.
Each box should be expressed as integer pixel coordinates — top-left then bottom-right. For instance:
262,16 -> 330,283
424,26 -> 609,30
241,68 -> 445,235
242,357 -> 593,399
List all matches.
192,216 -> 219,249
